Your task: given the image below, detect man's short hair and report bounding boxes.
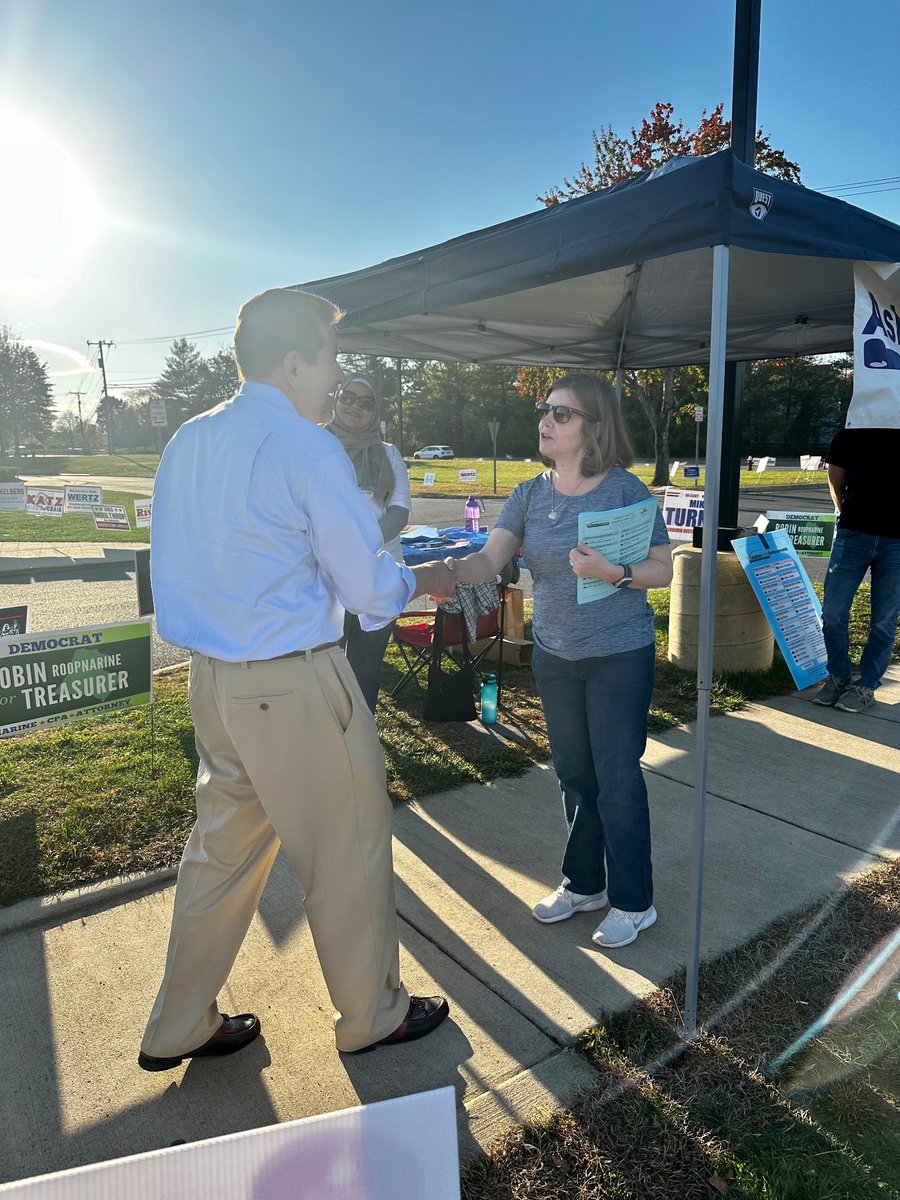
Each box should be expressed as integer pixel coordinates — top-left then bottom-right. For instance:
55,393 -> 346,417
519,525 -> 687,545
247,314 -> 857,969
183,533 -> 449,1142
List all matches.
233,288 -> 343,380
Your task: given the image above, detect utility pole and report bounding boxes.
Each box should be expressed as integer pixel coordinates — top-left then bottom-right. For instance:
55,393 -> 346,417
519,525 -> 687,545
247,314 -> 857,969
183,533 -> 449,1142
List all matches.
87,340 -> 115,455
395,358 -> 405,457
716,0 -> 761,545
66,390 -> 86,450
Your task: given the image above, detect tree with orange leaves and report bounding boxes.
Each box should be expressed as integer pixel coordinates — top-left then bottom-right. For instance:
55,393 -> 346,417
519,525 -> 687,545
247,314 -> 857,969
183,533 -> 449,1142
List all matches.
539,101 -> 800,206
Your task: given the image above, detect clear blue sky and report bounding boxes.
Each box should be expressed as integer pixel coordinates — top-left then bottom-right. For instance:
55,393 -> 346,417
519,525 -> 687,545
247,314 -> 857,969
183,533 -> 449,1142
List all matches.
0,0 -> 897,422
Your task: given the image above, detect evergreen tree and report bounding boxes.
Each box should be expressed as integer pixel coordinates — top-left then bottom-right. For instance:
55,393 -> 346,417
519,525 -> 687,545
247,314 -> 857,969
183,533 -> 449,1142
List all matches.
152,338 -> 205,426
197,348 -> 240,411
0,327 -> 54,454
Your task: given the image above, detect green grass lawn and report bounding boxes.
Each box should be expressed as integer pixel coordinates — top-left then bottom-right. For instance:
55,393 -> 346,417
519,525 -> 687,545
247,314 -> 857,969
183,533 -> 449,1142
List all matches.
463,859 -> 900,1199
1,581 -> 896,1196
0,584 -> 890,910
0,491 -> 150,543
405,458 -> 829,497
2,451 -> 824,500
3,453 -> 159,477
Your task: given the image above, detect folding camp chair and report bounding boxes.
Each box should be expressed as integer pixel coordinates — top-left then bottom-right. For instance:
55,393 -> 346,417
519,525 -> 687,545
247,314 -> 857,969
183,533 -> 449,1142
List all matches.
390,583 -> 507,701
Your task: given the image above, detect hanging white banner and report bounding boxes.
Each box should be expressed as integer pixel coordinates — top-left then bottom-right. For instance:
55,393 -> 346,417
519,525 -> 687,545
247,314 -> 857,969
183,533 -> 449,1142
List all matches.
846,261 -> 900,429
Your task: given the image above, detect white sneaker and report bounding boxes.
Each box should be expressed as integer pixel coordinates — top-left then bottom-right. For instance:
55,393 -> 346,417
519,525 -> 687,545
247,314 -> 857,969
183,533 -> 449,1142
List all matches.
592,905 -> 657,948
532,884 -> 608,924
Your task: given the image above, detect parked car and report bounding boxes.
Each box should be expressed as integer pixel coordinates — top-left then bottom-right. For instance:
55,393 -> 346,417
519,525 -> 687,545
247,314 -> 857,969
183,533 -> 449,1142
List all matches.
413,445 -> 455,459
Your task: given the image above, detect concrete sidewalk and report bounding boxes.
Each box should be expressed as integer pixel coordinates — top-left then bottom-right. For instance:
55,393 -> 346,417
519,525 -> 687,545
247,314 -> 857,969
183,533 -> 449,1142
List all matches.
0,542 -> 148,578
1,671 -> 898,1186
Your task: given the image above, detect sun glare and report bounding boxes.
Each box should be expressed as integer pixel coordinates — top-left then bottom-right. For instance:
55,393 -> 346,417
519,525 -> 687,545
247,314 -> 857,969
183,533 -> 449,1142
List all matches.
0,106 -> 103,291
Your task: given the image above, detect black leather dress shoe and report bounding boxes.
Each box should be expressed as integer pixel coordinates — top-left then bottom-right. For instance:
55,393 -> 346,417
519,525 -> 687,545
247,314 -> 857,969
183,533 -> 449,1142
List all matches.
343,995 -> 450,1055
138,1013 -> 261,1071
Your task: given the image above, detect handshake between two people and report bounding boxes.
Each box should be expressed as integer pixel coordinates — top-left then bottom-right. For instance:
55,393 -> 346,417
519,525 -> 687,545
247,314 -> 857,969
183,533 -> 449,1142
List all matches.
409,556 -> 462,603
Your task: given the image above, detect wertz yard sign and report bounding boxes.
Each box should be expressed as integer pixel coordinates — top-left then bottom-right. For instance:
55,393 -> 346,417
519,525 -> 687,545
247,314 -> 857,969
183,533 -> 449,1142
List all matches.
0,621 -> 152,738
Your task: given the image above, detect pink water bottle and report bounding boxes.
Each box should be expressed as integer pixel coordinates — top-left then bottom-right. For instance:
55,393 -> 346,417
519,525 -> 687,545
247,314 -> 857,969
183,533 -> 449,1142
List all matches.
464,496 -> 482,532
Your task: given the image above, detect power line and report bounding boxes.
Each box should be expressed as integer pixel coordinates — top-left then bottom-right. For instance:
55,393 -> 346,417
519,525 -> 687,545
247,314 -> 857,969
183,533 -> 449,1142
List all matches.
832,185 -> 900,199
817,174 -> 900,192
114,326 -> 233,346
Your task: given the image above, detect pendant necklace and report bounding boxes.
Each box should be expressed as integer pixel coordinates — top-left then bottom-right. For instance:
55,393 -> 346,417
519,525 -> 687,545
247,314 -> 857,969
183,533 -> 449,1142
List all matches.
548,472 -> 588,521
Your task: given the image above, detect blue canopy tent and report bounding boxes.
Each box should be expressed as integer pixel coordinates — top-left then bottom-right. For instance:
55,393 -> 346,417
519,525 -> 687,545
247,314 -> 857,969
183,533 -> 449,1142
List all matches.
298,148 -> 900,1030
299,150 -> 900,369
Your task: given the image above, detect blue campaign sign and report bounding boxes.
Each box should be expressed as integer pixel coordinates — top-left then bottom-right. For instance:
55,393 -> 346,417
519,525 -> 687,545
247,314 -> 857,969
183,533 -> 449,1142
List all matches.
732,529 -> 828,690
683,465 -> 701,479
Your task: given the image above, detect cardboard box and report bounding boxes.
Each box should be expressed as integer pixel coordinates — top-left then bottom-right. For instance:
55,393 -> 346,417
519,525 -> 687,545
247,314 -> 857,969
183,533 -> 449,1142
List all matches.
504,586 -> 525,639
472,634 -> 533,667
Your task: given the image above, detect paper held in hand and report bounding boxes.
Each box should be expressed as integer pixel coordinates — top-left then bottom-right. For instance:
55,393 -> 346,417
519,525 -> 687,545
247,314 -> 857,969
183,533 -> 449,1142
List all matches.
576,496 -> 657,604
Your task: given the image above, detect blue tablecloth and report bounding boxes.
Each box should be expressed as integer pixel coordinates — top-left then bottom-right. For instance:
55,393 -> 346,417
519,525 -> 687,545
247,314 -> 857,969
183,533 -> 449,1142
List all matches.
401,526 -> 488,566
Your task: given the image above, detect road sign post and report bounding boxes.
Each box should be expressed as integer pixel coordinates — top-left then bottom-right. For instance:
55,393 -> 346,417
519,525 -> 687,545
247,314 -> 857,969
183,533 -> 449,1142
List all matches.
487,420 -> 500,494
694,405 -> 704,469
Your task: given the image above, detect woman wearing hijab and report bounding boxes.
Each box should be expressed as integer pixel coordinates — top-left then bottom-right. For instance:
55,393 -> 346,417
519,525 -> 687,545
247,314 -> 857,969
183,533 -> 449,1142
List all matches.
327,375 -> 411,711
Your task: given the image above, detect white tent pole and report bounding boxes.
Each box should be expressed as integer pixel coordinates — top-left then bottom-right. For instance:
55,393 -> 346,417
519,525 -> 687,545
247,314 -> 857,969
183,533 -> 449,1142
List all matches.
682,243 -> 730,1036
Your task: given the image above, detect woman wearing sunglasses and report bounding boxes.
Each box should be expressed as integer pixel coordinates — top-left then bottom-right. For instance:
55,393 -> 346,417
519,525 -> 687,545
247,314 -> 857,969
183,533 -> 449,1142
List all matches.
448,374 -> 672,949
326,375 -> 411,711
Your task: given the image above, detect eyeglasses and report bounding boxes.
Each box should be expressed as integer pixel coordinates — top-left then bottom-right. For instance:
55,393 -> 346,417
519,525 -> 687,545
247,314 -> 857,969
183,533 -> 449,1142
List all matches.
337,388 -> 376,411
535,401 -> 594,424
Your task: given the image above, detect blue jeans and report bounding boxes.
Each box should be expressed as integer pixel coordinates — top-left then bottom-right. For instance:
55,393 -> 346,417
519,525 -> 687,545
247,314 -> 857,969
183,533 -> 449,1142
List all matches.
822,528 -> 900,690
342,613 -> 396,713
532,642 -> 655,912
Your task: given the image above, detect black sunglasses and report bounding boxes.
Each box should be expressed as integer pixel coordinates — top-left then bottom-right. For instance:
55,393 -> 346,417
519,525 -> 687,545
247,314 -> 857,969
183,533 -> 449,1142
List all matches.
337,388 -> 377,411
535,401 -> 594,424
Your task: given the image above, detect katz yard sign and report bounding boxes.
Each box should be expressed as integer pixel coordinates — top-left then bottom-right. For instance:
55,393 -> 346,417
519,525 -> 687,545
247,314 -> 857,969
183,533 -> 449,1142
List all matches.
25,487 -> 64,516
0,621 -> 153,738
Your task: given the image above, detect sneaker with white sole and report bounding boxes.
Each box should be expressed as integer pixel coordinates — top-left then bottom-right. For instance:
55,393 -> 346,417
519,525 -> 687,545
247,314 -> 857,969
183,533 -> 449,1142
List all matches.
592,905 -> 657,949
813,675 -> 851,706
835,683 -> 875,713
532,884 -> 608,923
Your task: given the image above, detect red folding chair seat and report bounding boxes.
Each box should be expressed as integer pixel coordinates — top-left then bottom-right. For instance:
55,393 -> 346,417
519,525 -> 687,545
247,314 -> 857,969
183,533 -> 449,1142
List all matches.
390,587 -> 506,700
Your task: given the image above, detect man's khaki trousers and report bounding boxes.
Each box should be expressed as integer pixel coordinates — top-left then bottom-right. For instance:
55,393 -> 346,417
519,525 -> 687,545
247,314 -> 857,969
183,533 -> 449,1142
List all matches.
141,647 -> 410,1056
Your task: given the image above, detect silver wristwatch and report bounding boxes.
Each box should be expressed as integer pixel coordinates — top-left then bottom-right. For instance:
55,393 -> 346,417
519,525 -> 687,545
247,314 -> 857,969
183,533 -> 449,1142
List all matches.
614,563 -> 633,589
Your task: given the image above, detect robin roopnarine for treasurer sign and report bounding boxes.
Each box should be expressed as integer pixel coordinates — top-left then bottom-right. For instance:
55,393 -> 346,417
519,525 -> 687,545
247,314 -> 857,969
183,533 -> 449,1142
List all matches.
759,511 -> 837,557
0,621 -> 153,738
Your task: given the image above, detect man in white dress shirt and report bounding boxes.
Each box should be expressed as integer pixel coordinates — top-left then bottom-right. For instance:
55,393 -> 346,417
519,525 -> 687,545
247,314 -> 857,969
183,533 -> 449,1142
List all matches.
139,288 -> 453,1066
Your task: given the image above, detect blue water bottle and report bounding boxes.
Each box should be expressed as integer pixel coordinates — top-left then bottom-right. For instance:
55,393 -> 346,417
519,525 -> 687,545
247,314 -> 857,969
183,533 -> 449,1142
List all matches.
480,673 -> 498,724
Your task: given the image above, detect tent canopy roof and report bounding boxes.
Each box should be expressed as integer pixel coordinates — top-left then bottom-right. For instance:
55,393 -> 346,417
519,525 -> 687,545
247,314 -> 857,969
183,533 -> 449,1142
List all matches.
298,151 -> 900,369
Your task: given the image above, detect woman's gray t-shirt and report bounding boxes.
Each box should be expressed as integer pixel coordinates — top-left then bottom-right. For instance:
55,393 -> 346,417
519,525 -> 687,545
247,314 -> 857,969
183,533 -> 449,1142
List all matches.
495,467 -> 670,661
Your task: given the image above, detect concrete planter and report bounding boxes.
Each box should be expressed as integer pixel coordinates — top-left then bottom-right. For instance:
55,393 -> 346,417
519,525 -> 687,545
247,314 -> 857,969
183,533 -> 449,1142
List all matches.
668,545 -> 774,674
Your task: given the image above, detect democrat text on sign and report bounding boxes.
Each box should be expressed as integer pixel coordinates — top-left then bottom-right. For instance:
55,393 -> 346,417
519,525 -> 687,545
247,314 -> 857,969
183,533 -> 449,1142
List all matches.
763,511 -> 837,557
0,621 -> 153,738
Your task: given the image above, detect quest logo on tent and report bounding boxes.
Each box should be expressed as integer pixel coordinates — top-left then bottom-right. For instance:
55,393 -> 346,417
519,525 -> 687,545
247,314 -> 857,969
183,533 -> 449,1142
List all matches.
749,189 -> 773,220
861,292 -> 900,371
